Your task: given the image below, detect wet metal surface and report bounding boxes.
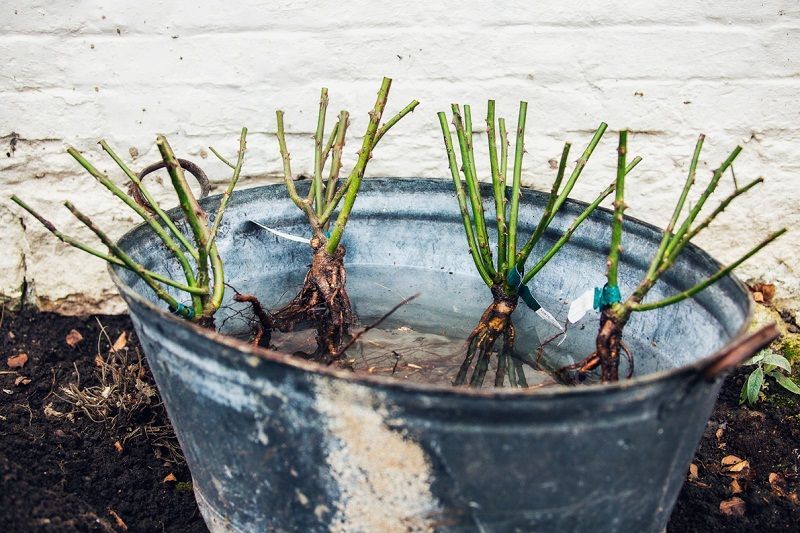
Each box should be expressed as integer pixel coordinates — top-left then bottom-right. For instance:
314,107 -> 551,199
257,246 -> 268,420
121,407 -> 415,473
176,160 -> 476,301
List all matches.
112,178 -> 752,532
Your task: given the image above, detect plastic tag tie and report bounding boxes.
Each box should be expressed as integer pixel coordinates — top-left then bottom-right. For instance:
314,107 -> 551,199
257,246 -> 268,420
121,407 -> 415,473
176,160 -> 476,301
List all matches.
593,283 -> 621,310
169,302 -> 195,319
507,267 -> 564,331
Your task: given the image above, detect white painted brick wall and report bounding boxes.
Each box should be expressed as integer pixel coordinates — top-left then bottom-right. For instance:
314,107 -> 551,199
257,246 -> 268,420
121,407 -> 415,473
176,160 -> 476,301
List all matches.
2,1 -> 799,314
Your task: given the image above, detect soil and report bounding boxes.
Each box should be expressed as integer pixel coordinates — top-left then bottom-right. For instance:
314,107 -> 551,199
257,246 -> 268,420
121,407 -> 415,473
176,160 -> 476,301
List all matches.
0,311 -> 204,532
2,309 -> 798,532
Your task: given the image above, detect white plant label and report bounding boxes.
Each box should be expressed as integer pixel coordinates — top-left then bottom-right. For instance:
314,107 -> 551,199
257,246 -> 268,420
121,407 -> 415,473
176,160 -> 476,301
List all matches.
568,287 -> 596,324
249,220 -> 311,244
536,307 -> 564,332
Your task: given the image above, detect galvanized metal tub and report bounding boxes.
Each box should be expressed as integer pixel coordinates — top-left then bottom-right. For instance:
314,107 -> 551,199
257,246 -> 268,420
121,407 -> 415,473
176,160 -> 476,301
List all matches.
111,178 -> 753,532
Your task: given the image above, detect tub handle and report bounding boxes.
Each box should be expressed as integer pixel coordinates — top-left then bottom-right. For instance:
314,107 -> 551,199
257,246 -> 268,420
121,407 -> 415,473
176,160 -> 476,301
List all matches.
129,158 -> 212,212
699,323 -> 780,381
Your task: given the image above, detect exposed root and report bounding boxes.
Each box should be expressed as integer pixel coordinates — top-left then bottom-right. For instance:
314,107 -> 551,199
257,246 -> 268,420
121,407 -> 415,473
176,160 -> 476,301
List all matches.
556,309 -> 632,383
454,285 -> 523,388
595,308 -> 625,381
56,344 -> 156,427
270,236 -> 354,362
232,293 -> 272,348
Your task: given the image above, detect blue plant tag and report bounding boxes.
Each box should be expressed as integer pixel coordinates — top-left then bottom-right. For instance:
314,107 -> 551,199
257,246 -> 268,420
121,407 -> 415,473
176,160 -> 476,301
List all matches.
170,302 -> 195,319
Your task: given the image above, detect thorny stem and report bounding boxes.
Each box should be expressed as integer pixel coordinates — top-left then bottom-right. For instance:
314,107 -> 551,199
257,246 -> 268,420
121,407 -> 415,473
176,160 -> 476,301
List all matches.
325,111 -> 349,210
506,101 -> 528,272
313,88 -> 329,215
644,134 -> 704,281
276,110 -> 323,233
544,123 -> 608,229
68,146 -> 203,312
322,119 -> 340,171
207,127 -> 248,251
451,104 -> 495,277
609,137 -> 780,322
208,146 -> 235,169
663,145 -> 743,260
633,229 -> 786,312
156,136 -> 222,317
499,118 -> 509,184
317,99 -> 418,227
438,112 -> 493,286
67,148 -> 196,273
486,101 -> 507,273
518,155 -> 642,287
515,141 -> 570,269
100,141 -> 200,260
680,177 -> 763,245
521,180 -> 617,285
9,195 -> 206,295
607,129 -> 628,287
373,99 -> 420,146
63,201 -> 188,315
325,77 -> 392,255
516,123 -> 609,267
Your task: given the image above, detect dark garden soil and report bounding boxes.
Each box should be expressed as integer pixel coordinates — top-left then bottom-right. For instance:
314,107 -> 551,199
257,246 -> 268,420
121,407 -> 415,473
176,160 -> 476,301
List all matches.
1,309 -> 798,532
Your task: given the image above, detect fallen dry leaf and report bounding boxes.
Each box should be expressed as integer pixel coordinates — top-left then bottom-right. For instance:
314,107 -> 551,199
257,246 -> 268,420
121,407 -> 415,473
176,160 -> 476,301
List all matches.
750,283 -> 776,304
14,376 -> 30,386
768,473 -> 784,491
94,354 -> 104,367
108,509 -> 127,531
163,472 -> 177,483
727,460 -> 750,473
65,329 -> 84,347
112,332 -> 128,352
688,464 -> 699,481
114,441 -> 123,454
721,455 -> 743,466
719,496 -> 746,517
730,479 -> 743,494
7,353 -> 28,369
767,472 -> 798,504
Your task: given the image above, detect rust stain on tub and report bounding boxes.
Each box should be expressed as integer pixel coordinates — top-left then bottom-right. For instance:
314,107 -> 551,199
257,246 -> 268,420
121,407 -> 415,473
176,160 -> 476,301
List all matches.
314,379 -> 439,532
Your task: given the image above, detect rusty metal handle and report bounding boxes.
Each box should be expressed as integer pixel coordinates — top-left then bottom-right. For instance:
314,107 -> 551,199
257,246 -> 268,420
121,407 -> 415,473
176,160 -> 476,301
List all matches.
129,158 -> 211,212
699,323 -> 780,381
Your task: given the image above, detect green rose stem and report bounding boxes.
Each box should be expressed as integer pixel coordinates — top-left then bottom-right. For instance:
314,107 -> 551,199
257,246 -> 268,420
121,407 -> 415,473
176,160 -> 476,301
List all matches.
9,195 -> 205,296
12,130 -> 248,325
438,100 -> 625,387
566,130 -> 786,382
253,77 -> 419,361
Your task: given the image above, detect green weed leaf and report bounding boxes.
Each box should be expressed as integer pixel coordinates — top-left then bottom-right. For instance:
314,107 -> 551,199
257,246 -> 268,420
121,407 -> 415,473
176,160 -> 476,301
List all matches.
742,351 -> 767,366
761,352 -> 792,373
745,366 -> 764,405
771,371 -> 800,395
